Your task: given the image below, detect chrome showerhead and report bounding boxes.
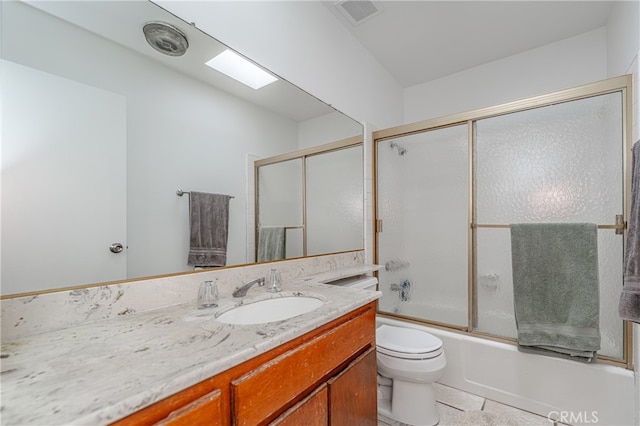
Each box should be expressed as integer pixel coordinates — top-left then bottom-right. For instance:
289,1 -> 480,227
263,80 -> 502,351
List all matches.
143,22 -> 189,57
390,141 -> 407,156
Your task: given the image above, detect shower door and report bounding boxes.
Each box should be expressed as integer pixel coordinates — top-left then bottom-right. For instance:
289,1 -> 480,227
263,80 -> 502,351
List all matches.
376,124 -> 470,327
375,75 -> 631,364
474,92 -> 625,359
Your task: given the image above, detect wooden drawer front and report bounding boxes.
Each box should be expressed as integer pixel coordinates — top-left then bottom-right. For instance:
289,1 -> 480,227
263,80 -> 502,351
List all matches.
155,389 -> 222,426
270,383 -> 328,426
232,308 -> 374,425
328,348 -> 377,426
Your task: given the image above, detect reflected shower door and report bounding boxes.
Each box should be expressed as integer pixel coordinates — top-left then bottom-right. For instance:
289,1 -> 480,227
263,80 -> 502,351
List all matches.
474,92 -> 624,358
306,145 -> 363,256
376,125 -> 469,327
257,159 -> 303,259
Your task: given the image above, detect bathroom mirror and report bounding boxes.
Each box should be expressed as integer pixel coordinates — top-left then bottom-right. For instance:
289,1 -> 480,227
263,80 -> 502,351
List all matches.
256,139 -> 364,262
0,0 -> 363,296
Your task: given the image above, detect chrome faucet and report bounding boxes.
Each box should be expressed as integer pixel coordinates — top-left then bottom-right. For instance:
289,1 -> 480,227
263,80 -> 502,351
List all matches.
232,277 -> 265,297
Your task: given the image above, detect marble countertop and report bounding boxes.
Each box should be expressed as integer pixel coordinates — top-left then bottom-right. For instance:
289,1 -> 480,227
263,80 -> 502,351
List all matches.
0,278 -> 380,425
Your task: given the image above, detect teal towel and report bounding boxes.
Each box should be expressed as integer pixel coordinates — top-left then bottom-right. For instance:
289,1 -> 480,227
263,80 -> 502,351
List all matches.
510,223 -> 600,363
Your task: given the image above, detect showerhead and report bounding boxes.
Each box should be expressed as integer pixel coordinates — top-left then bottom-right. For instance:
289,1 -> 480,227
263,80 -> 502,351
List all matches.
390,141 -> 408,156
143,22 -> 189,57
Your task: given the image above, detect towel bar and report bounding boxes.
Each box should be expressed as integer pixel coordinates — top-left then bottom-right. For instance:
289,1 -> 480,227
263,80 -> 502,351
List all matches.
177,189 -> 234,198
472,221 -> 627,233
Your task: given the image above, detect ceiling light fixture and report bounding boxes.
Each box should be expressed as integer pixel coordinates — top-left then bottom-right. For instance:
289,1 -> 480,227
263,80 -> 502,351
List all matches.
143,22 -> 189,56
205,49 -> 277,90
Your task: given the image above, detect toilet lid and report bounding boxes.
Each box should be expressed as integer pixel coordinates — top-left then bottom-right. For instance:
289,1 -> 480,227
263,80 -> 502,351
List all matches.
376,325 -> 443,356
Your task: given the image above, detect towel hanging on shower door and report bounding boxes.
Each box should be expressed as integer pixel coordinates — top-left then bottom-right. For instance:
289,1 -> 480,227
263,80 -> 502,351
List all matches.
510,223 -> 600,363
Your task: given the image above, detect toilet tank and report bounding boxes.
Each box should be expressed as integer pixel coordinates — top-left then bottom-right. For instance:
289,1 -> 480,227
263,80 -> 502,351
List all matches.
325,275 -> 378,291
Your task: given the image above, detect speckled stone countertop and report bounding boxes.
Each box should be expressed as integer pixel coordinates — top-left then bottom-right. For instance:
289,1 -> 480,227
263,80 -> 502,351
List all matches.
1,277 -> 381,425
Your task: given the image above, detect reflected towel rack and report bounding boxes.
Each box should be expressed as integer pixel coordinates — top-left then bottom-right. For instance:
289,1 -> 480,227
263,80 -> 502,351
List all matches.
176,189 -> 234,198
258,225 -> 303,230
472,216 -> 626,235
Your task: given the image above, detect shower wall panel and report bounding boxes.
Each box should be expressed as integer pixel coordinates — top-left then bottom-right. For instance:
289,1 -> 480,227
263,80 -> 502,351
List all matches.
377,125 -> 469,327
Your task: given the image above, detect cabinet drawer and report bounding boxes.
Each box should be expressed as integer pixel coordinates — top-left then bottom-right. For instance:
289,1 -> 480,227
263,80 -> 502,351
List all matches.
232,308 -> 374,425
270,383 -> 328,426
155,389 -> 222,426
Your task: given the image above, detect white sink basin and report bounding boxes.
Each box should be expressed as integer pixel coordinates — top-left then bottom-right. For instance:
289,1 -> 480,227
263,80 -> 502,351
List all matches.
216,296 -> 324,325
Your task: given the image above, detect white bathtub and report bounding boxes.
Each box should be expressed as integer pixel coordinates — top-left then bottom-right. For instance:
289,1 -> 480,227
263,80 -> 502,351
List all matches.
376,316 -> 636,426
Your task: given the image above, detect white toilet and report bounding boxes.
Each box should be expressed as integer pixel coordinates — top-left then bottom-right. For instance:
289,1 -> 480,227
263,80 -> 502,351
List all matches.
327,275 -> 447,426
376,324 -> 446,426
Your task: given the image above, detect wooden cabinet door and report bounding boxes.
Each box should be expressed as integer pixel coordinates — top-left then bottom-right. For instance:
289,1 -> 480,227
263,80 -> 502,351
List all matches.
232,309 -> 374,425
270,383 -> 328,426
155,389 -> 222,426
327,348 -> 377,426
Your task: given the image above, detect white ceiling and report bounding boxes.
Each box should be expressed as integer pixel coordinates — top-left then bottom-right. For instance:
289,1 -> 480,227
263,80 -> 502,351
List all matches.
29,1 -> 617,120
325,1 -> 616,88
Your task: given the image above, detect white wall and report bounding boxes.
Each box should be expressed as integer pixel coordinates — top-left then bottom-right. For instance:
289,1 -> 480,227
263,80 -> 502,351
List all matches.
606,0 -> 640,79
157,1 -> 404,130
404,27 -> 608,123
298,111 -> 362,150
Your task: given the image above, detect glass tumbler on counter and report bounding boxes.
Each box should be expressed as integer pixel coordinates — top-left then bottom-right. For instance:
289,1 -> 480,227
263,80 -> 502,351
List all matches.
198,280 -> 218,309
267,269 -> 282,293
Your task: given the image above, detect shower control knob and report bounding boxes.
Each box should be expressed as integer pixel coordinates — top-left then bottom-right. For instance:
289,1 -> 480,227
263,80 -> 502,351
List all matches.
109,243 -> 124,253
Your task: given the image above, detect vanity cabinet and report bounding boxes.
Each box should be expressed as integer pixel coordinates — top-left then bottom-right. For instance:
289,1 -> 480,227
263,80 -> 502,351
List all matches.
111,301 -> 376,426
155,390 -> 222,426
271,383 -> 328,425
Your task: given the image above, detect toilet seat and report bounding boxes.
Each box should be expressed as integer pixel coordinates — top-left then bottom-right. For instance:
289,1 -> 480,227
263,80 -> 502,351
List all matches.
376,324 -> 443,360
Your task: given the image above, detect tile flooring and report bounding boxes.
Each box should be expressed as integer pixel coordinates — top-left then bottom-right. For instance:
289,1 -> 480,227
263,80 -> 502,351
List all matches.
378,383 -> 559,426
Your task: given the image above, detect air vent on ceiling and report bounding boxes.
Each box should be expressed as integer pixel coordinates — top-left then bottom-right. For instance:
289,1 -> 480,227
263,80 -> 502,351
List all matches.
335,0 -> 382,26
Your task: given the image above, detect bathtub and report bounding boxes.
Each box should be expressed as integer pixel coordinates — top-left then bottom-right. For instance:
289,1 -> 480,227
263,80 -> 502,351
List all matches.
376,315 -> 636,426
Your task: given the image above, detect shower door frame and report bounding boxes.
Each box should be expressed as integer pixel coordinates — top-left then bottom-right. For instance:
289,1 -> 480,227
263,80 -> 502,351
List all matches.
373,75 -> 634,369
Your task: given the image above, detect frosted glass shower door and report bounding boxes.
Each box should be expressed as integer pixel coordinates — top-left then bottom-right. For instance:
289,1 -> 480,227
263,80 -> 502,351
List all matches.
257,159 -> 303,259
306,146 -> 363,255
474,92 -> 624,358
377,125 -> 469,327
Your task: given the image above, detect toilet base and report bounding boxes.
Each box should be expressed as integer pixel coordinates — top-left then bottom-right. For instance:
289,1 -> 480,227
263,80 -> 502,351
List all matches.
378,380 -> 439,426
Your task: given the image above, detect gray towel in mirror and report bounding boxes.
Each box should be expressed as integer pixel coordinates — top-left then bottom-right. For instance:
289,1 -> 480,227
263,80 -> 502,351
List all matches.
187,192 -> 231,267
257,227 -> 286,262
